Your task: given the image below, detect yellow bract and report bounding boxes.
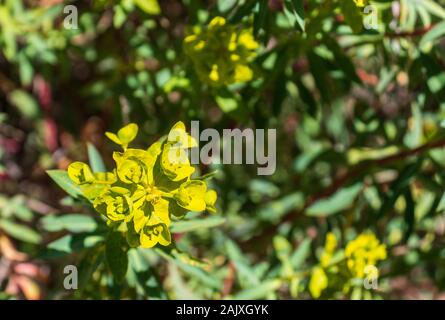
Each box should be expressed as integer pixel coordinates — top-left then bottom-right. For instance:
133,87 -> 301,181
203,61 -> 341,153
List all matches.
105,123 -> 138,150
309,267 -> 328,299
309,231 -> 387,299
140,224 -> 171,248
175,180 -> 207,212
68,162 -> 95,185
204,190 -> 217,213
320,232 -> 337,267
184,16 -> 258,87
353,0 -> 369,7
67,121 -> 218,249
345,232 -> 387,278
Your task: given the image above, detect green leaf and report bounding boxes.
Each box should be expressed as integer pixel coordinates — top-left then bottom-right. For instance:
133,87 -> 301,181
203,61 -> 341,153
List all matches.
134,0 -> 160,15
307,51 -> 334,103
218,0 -> 237,12
127,249 -> 167,298
113,4 -> 127,28
170,216 -> 225,233
229,0 -> 258,23
18,53 -> 33,86
306,183 -> 363,217
156,246 -> 221,289
254,0 -> 269,36
377,160 -> 423,218
40,214 -> 98,233
87,143 -> 106,173
77,248 -> 104,291
172,262 -> 221,290
325,36 -> 361,83
8,90 -> 40,120
422,0 -> 445,20
340,0 -> 363,33
437,190 -> 445,212
47,170 -> 83,199
215,95 -> 239,113
284,0 -> 305,32
156,245 -> 209,269
231,279 -> 282,299
290,238 -> 311,268
0,219 -> 41,244
225,239 -> 259,287
258,192 -> 304,222
403,188 -> 415,242
6,195 -> 33,222
45,234 -> 104,256
249,179 -> 280,199
420,21 -> 445,51
105,231 -> 128,283
296,79 -> 318,117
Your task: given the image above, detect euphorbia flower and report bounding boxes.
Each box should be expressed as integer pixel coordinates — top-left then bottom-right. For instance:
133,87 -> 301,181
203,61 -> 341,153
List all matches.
67,122 -> 218,249
184,16 -> 259,87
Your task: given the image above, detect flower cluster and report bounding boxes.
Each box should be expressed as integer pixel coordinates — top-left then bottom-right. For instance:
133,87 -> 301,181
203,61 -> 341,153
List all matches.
67,122 -> 217,248
183,16 -> 259,87
309,232 -> 337,298
344,232 -> 387,278
309,231 -> 387,299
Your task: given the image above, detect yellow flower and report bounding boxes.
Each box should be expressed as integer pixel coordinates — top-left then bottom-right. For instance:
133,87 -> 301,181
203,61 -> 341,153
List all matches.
67,162 -> 95,185
113,149 -> 155,185
345,232 -> 387,278
175,180 -> 207,212
93,187 -> 133,222
105,123 -> 138,151
67,121 -> 218,249
184,16 -> 258,87
140,223 -> 171,248
309,267 -> 328,299
353,0 -> 369,7
67,162 -> 116,199
320,232 -> 337,267
204,190 -> 217,213
161,121 -> 197,181
309,232 -> 337,298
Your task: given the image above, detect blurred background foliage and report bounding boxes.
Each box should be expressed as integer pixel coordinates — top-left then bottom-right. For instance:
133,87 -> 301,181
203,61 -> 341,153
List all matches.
1,0 -> 445,300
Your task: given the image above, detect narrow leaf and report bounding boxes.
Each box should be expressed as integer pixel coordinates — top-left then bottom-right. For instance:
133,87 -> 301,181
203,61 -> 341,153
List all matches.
87,143 -> 106,173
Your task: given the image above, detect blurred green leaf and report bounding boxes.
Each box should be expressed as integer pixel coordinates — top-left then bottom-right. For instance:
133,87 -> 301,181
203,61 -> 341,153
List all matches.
0,219 -> 41,244
420,21 -> 445,51
290,238 -> 311,268
258,192 -> 304,222
170,216 -> 225,233
283,0 -> 305,32
45,234 -> 104,257
134,0 -> 160,15
230,279 -> 281,299
225,239 -> 260,287
8,90 -> 40,120
340,0 -> 363,33
215,95 -> 239,113
40,214 -> 98,233
306,183 -> 363,217
106,231 -> 128,283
